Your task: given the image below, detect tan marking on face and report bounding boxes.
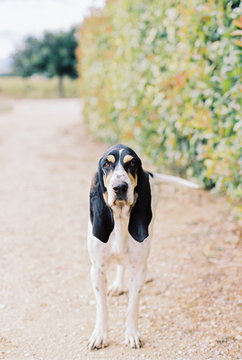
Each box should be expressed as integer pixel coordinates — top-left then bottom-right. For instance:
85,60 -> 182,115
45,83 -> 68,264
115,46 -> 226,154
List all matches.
107,154 -> 115,163
103,191 -> 109,204
123,155 -> 133,164
127,172 -> 137,188
103,170 -> 113,190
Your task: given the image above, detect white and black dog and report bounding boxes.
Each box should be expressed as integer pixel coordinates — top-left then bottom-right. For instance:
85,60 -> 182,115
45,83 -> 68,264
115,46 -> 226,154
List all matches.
87,144 -> 199,350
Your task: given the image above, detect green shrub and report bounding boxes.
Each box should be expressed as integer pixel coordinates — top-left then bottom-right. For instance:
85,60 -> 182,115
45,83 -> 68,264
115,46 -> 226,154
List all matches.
78,0 -> 242,201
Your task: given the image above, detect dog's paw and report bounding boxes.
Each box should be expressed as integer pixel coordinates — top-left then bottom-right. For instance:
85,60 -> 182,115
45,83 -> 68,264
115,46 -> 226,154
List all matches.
125,329 -> 143,349
87,329 -> 108,351
107,282 -> 124,296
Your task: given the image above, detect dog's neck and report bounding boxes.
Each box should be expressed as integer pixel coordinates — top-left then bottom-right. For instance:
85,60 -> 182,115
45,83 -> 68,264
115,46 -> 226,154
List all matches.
111,204 -> 130,254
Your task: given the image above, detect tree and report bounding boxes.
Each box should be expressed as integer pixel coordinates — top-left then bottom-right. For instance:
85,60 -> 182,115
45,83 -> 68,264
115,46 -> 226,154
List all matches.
12,28 -> 78,97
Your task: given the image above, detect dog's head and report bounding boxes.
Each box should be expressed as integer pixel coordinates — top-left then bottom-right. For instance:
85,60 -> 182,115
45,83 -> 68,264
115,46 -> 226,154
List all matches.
99,144 -> 140,207
90,144 -> 152,243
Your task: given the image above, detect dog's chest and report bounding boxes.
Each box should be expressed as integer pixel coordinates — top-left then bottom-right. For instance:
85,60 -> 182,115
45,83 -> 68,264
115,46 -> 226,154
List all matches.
108,234 -> 129,264
107,205 -> 130,263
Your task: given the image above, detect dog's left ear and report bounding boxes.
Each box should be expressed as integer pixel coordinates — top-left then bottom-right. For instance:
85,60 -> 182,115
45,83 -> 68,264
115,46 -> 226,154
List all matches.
128,169 -> 152,242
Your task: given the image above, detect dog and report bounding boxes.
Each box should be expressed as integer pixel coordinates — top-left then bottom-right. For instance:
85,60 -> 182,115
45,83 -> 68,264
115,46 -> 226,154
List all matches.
87,144 -> 199,350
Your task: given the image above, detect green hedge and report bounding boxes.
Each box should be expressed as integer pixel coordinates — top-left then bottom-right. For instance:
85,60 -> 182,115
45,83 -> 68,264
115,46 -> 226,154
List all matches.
78,0 -> 242,201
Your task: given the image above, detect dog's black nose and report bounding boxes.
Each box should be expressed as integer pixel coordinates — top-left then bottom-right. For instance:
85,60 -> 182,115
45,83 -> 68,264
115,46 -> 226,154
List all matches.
113,182 -> 128,195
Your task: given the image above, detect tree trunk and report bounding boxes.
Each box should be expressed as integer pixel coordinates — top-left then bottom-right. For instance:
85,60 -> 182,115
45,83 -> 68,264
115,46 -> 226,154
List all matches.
58,76 -> 64,98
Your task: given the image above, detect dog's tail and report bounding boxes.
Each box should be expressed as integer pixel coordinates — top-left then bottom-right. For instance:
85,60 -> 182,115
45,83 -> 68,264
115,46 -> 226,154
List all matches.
151,173 -> 201,189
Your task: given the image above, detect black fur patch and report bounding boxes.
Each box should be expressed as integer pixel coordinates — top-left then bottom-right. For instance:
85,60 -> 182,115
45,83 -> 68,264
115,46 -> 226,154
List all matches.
128,169 -> 152,242
90,172 -> 114,243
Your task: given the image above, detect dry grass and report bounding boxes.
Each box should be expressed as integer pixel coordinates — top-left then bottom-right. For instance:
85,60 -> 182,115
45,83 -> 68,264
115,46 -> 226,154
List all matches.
0,76 -> 78,99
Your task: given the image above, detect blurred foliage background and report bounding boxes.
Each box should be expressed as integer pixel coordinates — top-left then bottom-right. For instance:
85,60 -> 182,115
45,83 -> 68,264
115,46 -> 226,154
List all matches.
77,0 -> 242,202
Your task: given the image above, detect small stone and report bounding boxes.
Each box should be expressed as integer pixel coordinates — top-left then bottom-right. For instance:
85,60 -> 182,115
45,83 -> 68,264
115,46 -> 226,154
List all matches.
57,323 -> 64,327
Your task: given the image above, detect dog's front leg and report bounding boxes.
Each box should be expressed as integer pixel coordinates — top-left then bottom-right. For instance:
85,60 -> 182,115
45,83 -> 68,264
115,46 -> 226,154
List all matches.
88,264 -> 108,350
125,266 -> 145,348
108,265 -> 124,296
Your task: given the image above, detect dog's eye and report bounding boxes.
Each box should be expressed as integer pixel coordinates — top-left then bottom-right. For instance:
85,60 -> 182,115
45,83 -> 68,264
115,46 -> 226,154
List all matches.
130,160 -> 136,167
104,161 -> 110,168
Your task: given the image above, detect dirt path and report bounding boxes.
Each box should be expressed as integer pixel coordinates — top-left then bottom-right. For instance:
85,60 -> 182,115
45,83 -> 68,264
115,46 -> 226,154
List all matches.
0,99 -> 241,360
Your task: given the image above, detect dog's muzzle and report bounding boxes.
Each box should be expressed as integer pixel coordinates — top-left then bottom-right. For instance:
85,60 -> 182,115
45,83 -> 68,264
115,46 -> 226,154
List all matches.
113,181 -> 128,201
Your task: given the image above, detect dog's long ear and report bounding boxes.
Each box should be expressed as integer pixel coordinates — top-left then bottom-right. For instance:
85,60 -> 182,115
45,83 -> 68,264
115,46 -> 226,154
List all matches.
90,171 -> 114,243
128,169 -> 152,242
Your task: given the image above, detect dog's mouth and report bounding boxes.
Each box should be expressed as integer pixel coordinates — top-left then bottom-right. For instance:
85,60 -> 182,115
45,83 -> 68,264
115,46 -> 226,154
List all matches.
113,191 -> 128,207
114,198 -> 127,206
115,192 -> 127,201
113,194 -> 136,208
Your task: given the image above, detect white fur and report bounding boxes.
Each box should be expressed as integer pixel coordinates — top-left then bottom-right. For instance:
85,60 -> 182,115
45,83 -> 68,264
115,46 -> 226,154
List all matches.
153,173 -> 200,188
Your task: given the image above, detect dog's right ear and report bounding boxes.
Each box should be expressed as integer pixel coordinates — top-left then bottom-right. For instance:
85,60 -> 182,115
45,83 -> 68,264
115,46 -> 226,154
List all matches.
89,171 -> 114,243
